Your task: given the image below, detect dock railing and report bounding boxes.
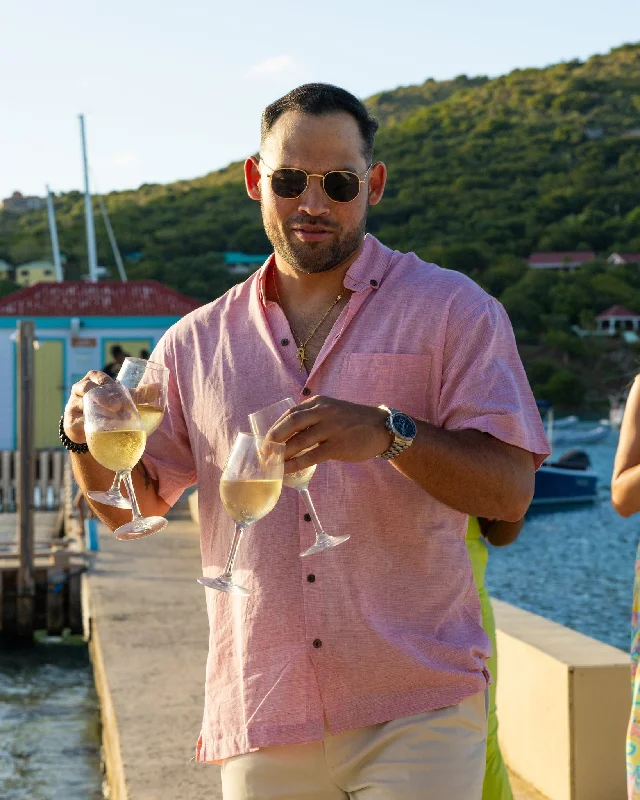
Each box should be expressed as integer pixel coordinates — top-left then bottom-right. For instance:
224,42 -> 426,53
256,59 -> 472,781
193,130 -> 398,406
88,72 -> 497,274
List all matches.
0,449 -> 66,513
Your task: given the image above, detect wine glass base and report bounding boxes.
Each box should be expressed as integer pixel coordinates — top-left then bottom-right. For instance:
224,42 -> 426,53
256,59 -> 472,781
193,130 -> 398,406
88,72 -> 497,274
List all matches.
87,490 -> 132,510
300,533 -> 350,557
198,576 -> 250,595
115,516 -> 167,540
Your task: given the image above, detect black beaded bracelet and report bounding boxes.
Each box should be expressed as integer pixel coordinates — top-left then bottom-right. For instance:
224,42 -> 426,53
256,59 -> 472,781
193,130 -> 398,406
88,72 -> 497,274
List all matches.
59,415 -> 89,453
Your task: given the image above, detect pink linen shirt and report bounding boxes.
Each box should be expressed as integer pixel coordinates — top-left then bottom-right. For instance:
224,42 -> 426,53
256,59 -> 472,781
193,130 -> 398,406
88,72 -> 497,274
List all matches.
143,234 -> 550,763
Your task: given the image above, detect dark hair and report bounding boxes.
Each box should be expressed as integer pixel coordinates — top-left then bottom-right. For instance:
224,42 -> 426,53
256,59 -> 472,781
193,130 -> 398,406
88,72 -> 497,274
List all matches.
111,344 -> 124,357
261,83 -> 379,164
139,348 -> 150,360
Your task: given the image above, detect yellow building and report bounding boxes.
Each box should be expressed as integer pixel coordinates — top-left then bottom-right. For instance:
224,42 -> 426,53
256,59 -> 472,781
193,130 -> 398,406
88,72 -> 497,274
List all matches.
15,261 -> 58,287
0,260 -> 13,281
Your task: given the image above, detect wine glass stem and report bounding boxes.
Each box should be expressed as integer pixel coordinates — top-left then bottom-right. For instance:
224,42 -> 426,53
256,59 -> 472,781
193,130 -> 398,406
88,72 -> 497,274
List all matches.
299,487 -> 324,536
222,524 -> 246,579
122,469 -> 143,522
110,471 -> 123,493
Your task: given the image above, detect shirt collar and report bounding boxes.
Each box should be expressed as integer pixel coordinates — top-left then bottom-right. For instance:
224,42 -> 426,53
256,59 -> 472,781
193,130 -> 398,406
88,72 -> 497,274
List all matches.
343,234 -> 392,293
257,234 -> 393,308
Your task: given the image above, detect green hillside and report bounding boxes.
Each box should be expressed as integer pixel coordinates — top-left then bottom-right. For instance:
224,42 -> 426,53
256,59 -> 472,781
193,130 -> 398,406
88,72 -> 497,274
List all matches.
2,42 -> 640,409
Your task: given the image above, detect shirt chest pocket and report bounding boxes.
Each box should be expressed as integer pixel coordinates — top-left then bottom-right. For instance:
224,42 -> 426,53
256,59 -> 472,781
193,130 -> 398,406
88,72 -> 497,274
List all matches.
338,353 -> 431,421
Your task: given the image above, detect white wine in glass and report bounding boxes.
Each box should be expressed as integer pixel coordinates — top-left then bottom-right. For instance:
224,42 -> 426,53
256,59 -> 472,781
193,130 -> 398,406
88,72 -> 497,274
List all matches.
220,479 -> 282,523
84,383 -> 168,541
135,403 -> 165,435
88,357 -> 169,510
85,429 -> 146,472
248,398 -> 350,557
198,433 -> 284,595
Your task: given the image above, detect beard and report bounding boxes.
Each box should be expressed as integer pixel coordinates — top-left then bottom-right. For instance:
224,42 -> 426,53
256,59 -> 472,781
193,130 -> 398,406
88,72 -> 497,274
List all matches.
261,205 -> 367,274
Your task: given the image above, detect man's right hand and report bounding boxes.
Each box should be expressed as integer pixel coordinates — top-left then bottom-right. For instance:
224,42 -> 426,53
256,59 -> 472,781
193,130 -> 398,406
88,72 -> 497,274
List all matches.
63,370 -> 115,444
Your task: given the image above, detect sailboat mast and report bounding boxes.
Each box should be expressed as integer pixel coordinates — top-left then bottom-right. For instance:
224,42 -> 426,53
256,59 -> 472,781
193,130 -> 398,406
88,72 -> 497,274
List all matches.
45,186 -> 64,282
79,114 -> 99,282
97,196 -> 128,282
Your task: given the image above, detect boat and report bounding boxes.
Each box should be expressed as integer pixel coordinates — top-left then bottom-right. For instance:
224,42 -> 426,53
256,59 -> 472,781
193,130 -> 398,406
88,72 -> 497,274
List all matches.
552,425 -> 609,446
554,415 -> 579,429
531,401 -> 599,506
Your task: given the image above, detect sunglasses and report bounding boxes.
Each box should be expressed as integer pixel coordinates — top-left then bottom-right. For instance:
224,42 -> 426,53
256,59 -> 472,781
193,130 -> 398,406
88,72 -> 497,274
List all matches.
260,158 -> 373,204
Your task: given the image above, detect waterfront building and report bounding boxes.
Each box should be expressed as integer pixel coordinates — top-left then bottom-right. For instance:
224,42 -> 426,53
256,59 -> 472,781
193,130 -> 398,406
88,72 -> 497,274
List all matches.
1,191 -> 46,214
15,260 -> 58,287
224,251 -> 269,276
0,280 -> 200,449
527,252 -> 596,271
607,252 -> 640,266
596,304 -> 640,334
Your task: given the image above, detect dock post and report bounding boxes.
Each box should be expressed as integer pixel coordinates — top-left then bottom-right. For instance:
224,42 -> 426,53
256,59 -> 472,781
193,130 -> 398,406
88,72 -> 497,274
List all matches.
16,320 -> 36,640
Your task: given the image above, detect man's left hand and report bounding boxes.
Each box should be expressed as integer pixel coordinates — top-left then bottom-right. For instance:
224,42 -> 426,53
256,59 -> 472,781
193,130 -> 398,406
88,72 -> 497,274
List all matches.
267,395 -> 392,474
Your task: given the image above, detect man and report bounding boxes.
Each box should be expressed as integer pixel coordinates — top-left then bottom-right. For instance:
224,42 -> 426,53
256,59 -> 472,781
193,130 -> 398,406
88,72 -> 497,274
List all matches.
64,84 -> 549,799
101,344 -> 127,379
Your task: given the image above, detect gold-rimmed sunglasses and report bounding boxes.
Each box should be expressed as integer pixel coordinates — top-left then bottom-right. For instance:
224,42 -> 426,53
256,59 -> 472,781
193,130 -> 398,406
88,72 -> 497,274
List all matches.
260,158 -> 373,204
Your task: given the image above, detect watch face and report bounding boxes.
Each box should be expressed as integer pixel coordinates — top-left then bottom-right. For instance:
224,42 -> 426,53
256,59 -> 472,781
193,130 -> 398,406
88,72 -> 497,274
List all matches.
393,413 -> 417,439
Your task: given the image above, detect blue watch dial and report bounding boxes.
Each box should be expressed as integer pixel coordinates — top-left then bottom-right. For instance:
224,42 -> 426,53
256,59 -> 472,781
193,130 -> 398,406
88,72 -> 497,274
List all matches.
393,413 -> 417,439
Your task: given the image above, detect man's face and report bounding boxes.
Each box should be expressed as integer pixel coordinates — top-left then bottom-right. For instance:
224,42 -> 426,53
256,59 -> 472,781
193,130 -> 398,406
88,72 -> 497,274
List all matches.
258,111 -> 371,274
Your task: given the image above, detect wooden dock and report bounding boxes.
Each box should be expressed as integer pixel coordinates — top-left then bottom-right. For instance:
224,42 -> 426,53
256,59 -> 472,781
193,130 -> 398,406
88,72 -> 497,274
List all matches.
0,509 -> 86,639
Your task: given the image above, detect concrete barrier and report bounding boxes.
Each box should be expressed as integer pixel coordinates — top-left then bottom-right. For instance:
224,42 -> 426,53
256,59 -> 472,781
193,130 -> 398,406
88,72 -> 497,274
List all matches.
494,599 -> 629,800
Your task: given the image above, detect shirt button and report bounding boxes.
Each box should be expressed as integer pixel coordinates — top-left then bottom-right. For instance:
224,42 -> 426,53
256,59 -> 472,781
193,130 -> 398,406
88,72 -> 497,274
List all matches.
304,513 -> 312,522
307,574 -> 316,583
302,388 -> 311,396
313,638 -> 322,648
281,338 -> 289,346
370,279 -> 378,287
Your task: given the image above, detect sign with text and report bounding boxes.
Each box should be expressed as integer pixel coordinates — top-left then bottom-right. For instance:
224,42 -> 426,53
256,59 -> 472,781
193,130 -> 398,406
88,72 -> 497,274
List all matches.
71,337 -> 97,348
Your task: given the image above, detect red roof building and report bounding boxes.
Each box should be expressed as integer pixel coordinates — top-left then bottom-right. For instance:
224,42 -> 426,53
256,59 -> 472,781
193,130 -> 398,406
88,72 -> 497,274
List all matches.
596,305 -> 640,333
0,281 -> 203,450
528,252 -> 596,270
0,280 -> 201,317
608,253 -> 640,266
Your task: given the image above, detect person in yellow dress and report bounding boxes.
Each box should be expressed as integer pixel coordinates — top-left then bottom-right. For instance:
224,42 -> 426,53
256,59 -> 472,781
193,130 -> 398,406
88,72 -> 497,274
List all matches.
611,376 -> 640,798
467,516 -> 525,800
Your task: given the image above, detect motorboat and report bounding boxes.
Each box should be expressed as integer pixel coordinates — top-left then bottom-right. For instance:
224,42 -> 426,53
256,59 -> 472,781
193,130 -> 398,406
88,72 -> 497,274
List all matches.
552,425 -> 609,447
554,415 -> 579,429
531,401 -> 599,506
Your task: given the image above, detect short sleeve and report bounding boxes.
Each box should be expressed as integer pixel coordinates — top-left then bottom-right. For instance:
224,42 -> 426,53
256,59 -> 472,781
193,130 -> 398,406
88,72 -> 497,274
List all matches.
438,298 -> 550,468
141,334 -> 197,506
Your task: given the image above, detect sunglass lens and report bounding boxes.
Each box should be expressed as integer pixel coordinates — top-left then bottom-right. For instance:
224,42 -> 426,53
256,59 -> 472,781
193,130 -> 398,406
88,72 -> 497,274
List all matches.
324,171 -> 361,202
271,169 -> 307,199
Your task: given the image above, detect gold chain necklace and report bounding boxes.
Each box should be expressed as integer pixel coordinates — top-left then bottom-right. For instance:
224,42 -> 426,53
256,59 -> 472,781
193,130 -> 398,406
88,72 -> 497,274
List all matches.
273,269 -> 344,371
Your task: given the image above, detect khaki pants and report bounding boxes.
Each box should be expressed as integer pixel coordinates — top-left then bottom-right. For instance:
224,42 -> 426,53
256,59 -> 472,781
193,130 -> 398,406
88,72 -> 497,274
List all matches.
221,691 -> 488,799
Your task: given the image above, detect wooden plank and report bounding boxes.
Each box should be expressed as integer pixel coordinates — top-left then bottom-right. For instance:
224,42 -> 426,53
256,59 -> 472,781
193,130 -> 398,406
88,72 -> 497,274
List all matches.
47,566 -> 66,635
16,320 -> 36,640
67,571 -> 83,634
1,570 -> 17,639
38,451 -> 48,510
52,450 -> 63,508
0,451 -> 13,510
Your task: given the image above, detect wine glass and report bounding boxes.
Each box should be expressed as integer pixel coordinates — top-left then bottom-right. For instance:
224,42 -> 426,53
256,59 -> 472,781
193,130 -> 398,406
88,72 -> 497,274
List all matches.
249,398 -> 350,557
84,383 -> 168,541
88,358 -> 169,510
198,433 -> 284,595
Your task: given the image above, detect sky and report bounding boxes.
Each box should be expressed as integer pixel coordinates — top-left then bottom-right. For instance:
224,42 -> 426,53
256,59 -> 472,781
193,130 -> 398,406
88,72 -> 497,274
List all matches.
1,0 -> 638,200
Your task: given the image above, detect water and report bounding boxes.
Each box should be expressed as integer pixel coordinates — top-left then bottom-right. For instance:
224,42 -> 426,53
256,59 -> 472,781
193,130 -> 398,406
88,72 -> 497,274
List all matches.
0,641 -> 103,800
486,425 -> 636,652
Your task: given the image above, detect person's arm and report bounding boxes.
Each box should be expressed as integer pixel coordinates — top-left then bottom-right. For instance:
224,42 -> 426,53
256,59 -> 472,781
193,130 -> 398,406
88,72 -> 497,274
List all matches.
269,397 -> 534,522
64,371 -> 169,531
478,516 -> 525,546
612,377 -> 640,518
